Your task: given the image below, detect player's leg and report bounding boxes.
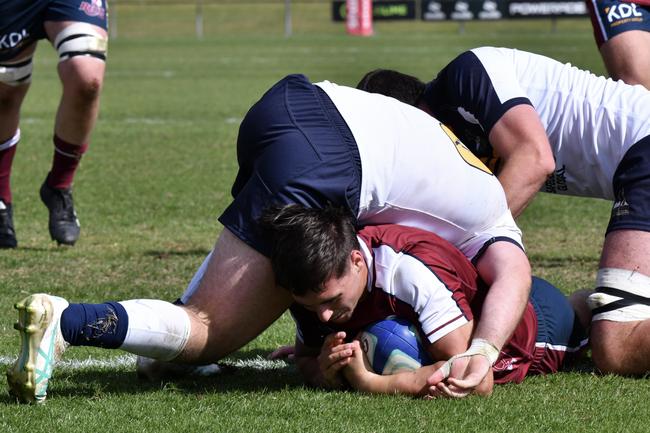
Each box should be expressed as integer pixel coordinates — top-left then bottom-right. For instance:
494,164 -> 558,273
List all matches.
7,229 -> 292,402
178,229 -> 293,361
567,289 -> 593,332
0,46 -> 35,248
587,136 -> 650,374
600,30 -> 650,88
40,18 -> 108,245
586,0 -> 650,88
589,231 -> 650,374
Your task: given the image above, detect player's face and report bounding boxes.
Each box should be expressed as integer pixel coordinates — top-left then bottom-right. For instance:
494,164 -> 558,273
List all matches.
293,250 -> 368,324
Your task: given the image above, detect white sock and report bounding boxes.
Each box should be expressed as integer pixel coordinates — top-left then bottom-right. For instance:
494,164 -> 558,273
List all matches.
118,299 -> 191,361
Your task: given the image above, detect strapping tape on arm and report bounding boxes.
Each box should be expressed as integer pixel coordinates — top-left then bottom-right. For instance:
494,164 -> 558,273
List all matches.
438,338 -> 500,379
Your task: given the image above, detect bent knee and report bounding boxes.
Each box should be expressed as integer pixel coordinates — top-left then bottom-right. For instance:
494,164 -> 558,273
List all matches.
590,321 -> 645,375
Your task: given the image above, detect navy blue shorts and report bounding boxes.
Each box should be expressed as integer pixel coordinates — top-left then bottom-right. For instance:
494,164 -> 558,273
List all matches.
529,277 -> 587,373
587,0 -> 650,47
218,74 -> 362,257
608,135 -> 650,233
0,0 -> 108,62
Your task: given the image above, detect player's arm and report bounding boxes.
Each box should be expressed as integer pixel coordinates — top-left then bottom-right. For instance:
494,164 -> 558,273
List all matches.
344,323 -> 494,397
488,104 -> 555,217
294,332 -> 354,389
428,240 -> 530,397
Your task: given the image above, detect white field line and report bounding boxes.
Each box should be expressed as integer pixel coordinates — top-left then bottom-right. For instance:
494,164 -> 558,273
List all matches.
0,355 -> 288,372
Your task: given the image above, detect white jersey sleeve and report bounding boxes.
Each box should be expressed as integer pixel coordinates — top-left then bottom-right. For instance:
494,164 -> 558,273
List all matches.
371,244 -> 471,344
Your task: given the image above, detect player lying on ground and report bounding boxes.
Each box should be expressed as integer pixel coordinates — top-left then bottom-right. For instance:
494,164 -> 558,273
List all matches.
7,74 -> 532,403
357,48 -> 650,376
262,205 -> 589,397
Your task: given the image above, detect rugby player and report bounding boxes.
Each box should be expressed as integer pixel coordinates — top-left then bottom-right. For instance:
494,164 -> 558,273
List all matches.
357,47 -> 650,376
262,204 -> 588,397
7,74 -> 531,402
0,0 -> 108,247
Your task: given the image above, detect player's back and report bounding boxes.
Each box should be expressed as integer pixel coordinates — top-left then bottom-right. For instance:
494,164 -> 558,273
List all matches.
315,80 -> 520,259
473,46 -> 650,199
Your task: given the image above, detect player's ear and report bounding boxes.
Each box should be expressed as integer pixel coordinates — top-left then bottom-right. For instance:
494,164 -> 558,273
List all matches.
350,250 -> 365,272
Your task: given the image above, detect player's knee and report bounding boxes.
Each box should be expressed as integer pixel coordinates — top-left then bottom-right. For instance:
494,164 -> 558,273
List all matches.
61,70 -> 104,105
590,323 -> 624,374
589,321 -> 645,375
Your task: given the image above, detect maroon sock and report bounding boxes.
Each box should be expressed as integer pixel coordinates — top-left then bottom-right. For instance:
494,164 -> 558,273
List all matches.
47,135 -> 89,190
0,141 -> 17,204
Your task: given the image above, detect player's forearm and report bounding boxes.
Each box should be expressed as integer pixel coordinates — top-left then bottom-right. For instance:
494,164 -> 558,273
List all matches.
344,364 -> 440,396
497,157 -> 550,218
474,242 -> 531,350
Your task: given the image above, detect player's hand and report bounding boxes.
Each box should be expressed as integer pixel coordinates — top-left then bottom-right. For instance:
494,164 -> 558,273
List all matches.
267,345 -> 295,362
426,354 -> 491,398
317,331 -> 354,389
426,338 -> 498,398
341,340 -> 373,387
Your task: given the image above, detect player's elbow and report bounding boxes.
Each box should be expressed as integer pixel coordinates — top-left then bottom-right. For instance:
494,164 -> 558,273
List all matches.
538,152 -> 556,178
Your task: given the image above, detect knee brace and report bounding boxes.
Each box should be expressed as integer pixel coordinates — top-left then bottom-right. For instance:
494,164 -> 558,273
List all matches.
54,22 -> 108,63
587,268 -> 650,321
0,57 -> 33,86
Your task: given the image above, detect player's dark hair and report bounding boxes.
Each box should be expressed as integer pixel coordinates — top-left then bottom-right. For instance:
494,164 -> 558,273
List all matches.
259,204 -> 359,296
356,69 -> 426,106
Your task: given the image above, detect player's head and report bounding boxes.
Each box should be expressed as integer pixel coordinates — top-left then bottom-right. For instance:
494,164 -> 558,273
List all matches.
356,69 -> 426,106
260,204 -> 367,323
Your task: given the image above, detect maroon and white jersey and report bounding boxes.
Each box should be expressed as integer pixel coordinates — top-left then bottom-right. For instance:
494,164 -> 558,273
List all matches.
291,224 -> 540,384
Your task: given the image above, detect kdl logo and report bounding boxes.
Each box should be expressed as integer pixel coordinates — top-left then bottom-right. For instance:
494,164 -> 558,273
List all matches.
606,3 -> 642,23
0,29 -> 29,49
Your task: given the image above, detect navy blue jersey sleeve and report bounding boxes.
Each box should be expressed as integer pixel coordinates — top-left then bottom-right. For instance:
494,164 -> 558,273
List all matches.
423,50 -> 532,136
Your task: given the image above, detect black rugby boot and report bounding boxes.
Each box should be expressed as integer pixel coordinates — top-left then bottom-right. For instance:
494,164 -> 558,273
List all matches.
40,180 -> 80,246
0,200 -> 17,248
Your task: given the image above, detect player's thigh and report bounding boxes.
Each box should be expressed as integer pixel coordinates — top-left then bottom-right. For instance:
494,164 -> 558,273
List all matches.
0,42 -> 36,128
600,230 -> 650,274
602,136 -> 650,273
183,229 -> 293,359
44,20 -> 107,89
600,30 -> 650,87
587,0 -> 650,85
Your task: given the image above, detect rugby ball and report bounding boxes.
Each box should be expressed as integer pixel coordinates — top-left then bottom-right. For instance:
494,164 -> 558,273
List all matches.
359,316 -> 431,375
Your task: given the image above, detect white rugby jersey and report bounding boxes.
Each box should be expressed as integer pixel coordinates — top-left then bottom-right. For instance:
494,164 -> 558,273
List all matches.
315,80 -> 522,260
423,47 -> 650,200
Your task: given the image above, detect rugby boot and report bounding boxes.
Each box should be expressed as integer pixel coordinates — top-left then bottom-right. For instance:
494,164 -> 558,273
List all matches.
39,180 -> 80,245
0,199 -> 17,248
7,294 -> 69,403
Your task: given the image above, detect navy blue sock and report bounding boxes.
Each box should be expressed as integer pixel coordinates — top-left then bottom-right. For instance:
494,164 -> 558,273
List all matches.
60,302 -> 129,349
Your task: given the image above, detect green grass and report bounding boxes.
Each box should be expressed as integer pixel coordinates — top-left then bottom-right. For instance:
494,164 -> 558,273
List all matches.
1,4 -> 646,432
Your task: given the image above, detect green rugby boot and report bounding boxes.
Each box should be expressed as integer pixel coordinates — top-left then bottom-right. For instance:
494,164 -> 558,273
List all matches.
7,294 -> 69,403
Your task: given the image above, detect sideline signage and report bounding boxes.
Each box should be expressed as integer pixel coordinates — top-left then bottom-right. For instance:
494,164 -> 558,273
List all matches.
421,0 -> 586,20
332,0 -> 587,21
333,0 -> 417,21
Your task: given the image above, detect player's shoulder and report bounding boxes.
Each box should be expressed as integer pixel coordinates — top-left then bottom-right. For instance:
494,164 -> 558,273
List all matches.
360,224 -> 470,270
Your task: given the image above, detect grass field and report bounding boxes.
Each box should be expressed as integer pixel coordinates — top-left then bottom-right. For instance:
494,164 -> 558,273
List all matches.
2,3 -> 649,432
